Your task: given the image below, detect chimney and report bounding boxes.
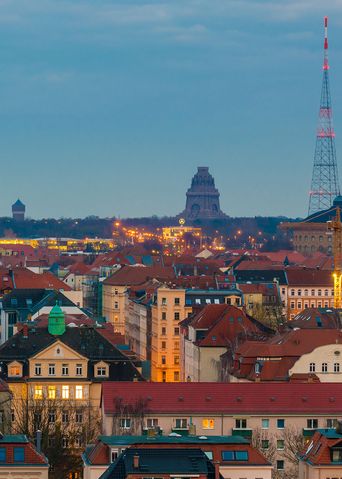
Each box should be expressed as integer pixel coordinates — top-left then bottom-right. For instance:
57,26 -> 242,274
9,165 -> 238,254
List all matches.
36,430 -> 42,453
133,453 -> 139,469
22,324 -> 28,339
336,420 -> 342,434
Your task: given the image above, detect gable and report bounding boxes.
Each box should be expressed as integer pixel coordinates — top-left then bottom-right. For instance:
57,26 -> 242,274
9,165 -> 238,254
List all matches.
31,340 -> 88,361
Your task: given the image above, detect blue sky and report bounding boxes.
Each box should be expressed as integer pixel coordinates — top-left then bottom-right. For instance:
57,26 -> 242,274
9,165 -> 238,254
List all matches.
2,0 -> 342,219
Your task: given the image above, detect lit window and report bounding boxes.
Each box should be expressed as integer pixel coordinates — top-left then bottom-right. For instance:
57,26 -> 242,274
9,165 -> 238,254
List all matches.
75,385 -> 83,399
62,364 -> 69,376
48,364 -> 55,376
76,364 -> 82,376
34,364 -> 41,376
62,385 -> 69,399
9,366 -> 21,377
202,418 -> 215,429
34,386 -> 43,400
48,386 -> 56,400
174,356 -> 179,365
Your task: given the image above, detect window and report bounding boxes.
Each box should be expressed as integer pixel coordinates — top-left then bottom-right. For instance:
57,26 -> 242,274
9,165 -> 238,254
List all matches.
262,419 -> 269,429
276,460 -> 284,470
62,364 -> 69,376
297,302 -> 302,309
174,371 -> 180,381
174,312 -> 180,321
161,341 -> 166,349
34,386 -> 43,400
0,448 -> 5,462
9,365 -> 21,377
222,450 -> 248,461
62,411 -> 69,423
309,362 -> 316,372
34,364 -> 41,376
327,418 -> 337,428
76,364 -> 82,376
75,436 -> 82,448
304,289 -> 308,296
175,297 -> 180,305
161,356 -> 166,365
202,418 -> 215,429
290,302 -> 295,309
13,447 -> 24,462
114,289 -> 118,295
174,341 -> 179,350
325,289 -> 329,296
161,298 -> 167,305
75,385 -> 83,399
277,419 -> 285,429
161,327 -> 166,336
204,451 -> 213,460
297,289 -> 302,296
174,356 -> 179,365
162,312 -> 166,320
261,440 -> 269,449
162,371 -> 166,382
76,410 -> 83,423
195,298 -> 201,305
307,419 -> 318,429
62,437 -> 69,448
174,327 -> 179,336
175,418 -> 187,429
318,289 -> 322,296
146,418 -> 158,428
290,289 -> 295,296
96,367 -> 107,376
120,418 -> 131,429
48,364 -> 55,376
114,301 -> 118,309
322,362 -> 328,373
334,363 -> 340,373
48,386 -> 56,400
235,418 -> 247,429
277,440 -> 285,450
311,289 -> 315,296
48,410 -> 56,423
62,385 -> 69,399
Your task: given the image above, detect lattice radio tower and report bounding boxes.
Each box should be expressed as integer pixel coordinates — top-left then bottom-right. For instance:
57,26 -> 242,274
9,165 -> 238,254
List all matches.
308,16 -> 340,215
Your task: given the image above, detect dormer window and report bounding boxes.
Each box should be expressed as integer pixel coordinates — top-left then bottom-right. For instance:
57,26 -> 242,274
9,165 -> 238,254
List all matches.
8,362 -> 22,378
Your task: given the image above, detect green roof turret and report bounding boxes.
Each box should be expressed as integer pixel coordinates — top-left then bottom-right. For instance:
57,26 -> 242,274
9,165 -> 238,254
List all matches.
48,302 -> 66,336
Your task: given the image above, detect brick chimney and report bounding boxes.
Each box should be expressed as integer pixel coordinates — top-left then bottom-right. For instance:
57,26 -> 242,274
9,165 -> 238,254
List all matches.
22,324 -> 28,339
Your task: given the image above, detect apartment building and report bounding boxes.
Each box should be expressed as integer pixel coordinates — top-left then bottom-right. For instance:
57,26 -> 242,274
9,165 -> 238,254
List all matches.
101,382 -> 342,475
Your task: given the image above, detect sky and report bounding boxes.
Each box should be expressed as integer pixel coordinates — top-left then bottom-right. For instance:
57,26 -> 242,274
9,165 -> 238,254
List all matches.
2,0 -> 342,219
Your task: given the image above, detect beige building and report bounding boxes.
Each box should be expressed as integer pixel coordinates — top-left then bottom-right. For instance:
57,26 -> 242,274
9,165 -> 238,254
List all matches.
151,287 -> 192,382
102,382 -> 342,476
126,298 -> 150,361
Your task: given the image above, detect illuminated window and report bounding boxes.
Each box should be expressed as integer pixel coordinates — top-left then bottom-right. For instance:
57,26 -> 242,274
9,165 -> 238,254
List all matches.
34,386 -> 43,400
62,385 -> 69,399
9,366 -> 21,377
75,385 -> 83,399
174,356 -> 179,365
48,386 -> 56,400
202,418 -> 215,429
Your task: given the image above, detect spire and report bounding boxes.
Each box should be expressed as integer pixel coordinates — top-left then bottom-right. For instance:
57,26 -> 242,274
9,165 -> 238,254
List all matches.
48,302 -> 66,336
308,16 -> 340,215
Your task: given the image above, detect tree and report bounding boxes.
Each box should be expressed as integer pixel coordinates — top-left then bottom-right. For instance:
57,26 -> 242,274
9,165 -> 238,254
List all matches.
111,396 -> 149,435
251,427 -> 277,463
11,389 -> 100,479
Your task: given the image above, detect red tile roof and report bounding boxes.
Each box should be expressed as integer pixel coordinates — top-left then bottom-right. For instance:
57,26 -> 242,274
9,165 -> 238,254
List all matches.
103,265 -> 175,286
286,268 -> 333,286
102,382 -> 342,415
13,269 -> 71,291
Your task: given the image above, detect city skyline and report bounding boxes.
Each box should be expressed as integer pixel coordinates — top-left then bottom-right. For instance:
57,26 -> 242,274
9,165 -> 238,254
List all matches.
3,1 -> 342,218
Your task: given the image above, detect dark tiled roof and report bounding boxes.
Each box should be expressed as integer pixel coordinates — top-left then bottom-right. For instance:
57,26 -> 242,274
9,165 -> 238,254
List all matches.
101,448 -> 212,479
235,270 -> 288,285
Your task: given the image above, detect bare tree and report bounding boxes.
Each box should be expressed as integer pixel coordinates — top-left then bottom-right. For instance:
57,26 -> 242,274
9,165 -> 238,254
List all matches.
251,427 -> 277,463
111,396 -> 149,435
12,390 -> 100,479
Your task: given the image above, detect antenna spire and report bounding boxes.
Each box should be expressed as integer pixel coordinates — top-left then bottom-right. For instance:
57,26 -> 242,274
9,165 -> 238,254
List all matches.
308,16 -> 340,215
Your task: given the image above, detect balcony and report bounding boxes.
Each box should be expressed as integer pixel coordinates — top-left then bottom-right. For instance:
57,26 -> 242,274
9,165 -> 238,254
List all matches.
171,428 -> 189,436
142,427 -> 163,436
232,428 -> 253,438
